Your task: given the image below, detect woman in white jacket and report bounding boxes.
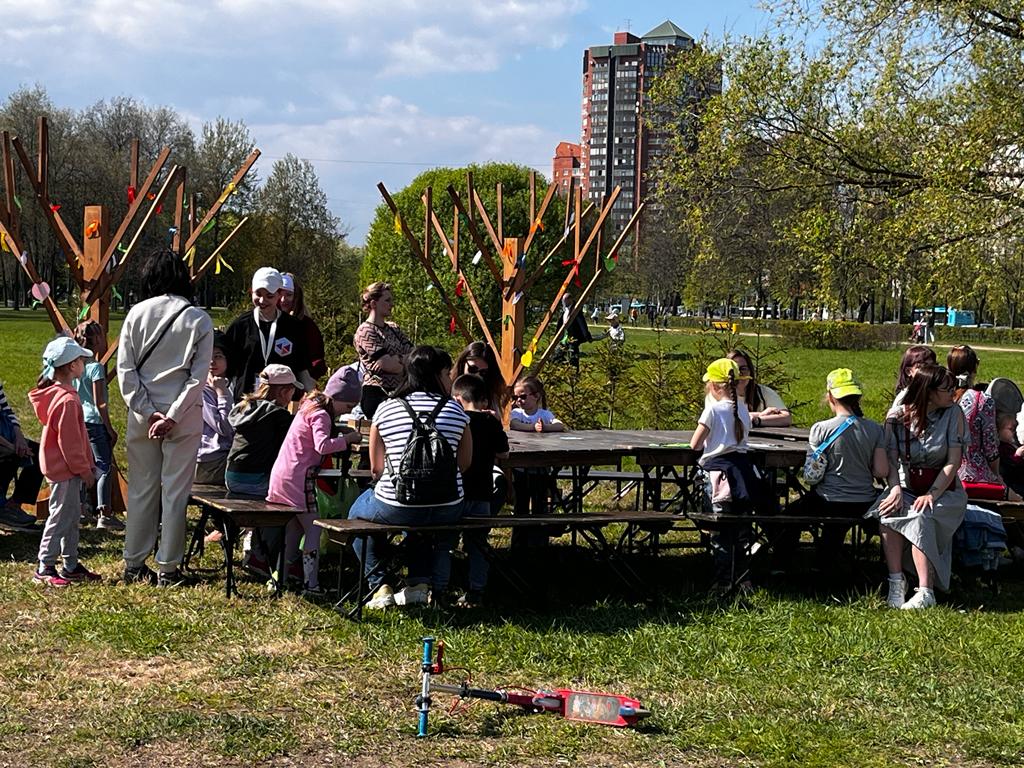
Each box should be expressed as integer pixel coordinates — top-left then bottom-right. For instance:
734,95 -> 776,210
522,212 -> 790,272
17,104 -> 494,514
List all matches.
118,249 -> 213,587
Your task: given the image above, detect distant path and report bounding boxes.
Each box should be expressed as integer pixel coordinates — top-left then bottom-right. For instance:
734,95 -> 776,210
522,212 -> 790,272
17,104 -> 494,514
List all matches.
588,323 -> 1024,353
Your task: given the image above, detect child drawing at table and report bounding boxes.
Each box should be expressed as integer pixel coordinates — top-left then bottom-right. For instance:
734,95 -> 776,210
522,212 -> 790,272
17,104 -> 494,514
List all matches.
267,389 -> 361,596
690,358 -> 761,593
509,376 -> 563,550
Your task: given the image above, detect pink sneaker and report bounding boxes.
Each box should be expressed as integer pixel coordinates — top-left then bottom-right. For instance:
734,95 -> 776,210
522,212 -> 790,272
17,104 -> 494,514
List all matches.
33,566 -> 71,588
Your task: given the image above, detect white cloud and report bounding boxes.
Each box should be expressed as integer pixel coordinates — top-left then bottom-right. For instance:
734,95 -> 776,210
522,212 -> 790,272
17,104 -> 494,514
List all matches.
249,94 -> 562,240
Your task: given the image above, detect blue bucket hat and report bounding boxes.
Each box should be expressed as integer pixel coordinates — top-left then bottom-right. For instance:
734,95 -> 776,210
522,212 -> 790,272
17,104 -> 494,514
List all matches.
42,336 -> 93,380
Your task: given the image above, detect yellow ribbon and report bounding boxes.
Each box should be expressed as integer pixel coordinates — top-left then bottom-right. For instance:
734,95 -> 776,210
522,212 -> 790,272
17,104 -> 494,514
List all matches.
393,212 -> 402,233
529,216 -> 545,236
0,233 -> 7,252
521,350 -> 533,367
217,181 -> 237,205
215,254 -> 234,275
182,246 -> 196,270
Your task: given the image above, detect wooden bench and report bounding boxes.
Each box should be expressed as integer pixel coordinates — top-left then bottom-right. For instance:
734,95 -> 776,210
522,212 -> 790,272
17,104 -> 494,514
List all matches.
686,510 -> 871,594
554,468 -> 646,510
975,498 -> 1024,524
316,510 -> 688,620
187,486 -> 302,598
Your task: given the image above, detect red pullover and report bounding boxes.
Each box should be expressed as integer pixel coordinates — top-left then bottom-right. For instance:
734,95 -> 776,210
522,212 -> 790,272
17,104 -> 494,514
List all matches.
28,383 -> 95,482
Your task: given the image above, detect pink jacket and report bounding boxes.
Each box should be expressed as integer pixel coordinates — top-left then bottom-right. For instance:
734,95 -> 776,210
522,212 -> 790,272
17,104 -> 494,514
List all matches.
267,406 -> 352,508
28,383 -> 95,483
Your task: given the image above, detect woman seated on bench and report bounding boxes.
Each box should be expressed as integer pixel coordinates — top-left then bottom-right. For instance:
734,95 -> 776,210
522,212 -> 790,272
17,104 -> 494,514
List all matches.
868,365 -> 968,610
726,350 -> 792,428
348,346 -> 472,610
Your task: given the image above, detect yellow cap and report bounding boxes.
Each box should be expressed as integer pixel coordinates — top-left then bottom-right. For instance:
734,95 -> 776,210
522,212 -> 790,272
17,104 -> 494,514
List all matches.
703,358 -> 747,384
826,368 -> 862,399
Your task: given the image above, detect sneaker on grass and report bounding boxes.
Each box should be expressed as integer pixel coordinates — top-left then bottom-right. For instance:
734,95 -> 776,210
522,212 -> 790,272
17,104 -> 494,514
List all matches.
366,584 -> 396,610
901,587 -> 936,610
456,590 -> 485,609
886,575 -> 908,609
33,566 -> 70,588
96,513 -> 125,531
59,563 -> 102,582
157,569 -> 190,588
395,583 -> 430,607
123,563 -> 158,585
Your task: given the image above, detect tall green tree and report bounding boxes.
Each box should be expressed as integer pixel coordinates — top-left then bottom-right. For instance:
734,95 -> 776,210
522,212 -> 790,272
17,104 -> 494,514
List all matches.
361,163 -> 568,346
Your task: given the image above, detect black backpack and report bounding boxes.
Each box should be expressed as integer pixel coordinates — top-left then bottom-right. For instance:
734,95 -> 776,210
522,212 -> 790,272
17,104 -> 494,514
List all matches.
384,396 -> 459,505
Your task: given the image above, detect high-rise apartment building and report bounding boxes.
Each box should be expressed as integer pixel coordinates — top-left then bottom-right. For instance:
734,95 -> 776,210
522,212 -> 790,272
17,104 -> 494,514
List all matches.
580,21 -> 694,234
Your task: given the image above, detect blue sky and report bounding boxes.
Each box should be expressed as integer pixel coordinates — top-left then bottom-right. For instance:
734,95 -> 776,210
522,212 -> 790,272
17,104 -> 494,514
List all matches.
1,0 -> 772,244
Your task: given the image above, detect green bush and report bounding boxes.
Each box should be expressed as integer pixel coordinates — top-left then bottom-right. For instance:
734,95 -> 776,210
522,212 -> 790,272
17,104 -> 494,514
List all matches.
777,321 -> 902,350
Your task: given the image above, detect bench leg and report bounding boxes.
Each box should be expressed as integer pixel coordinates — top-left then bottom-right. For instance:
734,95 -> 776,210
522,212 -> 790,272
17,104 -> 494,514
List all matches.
183,508 -> 210,571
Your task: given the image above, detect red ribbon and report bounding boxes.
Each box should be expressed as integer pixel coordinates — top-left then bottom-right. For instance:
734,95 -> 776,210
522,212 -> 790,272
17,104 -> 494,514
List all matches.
449,316 -> 457,334
562,258 -> 582,287
455,275 -> 466,298
127,185 -> 136,204
50,204 -> 61,213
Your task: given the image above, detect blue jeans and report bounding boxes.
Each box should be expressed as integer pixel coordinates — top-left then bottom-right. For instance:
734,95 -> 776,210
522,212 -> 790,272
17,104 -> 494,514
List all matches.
85,423 -> 113,510
462,499 -> 493,592
224,471 -> 269,498
348,489 -> 465,591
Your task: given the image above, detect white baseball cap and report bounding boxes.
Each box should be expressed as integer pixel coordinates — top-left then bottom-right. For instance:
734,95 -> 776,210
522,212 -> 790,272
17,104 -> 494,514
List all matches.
259,364 -> 302,389
252,267 -> 283,294
280,273 -> 295,293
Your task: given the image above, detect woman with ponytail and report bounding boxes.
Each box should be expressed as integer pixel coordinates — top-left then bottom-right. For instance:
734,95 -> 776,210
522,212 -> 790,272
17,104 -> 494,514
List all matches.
947,345 -> 1002,489
691,358 -> 766,592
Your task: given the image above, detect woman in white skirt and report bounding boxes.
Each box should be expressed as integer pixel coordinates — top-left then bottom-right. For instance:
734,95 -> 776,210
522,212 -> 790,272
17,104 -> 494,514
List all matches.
868,365 -> 967,609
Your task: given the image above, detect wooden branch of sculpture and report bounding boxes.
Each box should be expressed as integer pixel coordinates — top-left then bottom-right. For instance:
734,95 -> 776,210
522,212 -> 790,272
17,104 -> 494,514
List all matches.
183,147 -> 260,255
377,182 -> 472,342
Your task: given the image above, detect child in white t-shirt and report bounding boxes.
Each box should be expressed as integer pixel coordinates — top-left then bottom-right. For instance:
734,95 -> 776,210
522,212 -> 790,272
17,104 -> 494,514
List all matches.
509,376 -> 563,550
690,358 -> 761,593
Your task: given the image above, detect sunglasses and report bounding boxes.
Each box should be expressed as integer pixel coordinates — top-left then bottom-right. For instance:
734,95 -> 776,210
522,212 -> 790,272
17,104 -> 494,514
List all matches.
512,393 -> 535,401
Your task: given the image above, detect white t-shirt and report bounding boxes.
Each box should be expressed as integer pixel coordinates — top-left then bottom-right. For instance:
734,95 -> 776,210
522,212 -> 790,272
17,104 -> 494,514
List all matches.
697,397 -> 751,466
373,392 -> 470,507
608,325 -> 625,343
511,407 -> 557,426
703,384 -> 787,412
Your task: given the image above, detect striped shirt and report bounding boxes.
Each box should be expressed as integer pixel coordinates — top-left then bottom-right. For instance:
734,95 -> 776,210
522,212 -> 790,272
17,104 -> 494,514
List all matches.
373,392 -> 469,507
0,382 -> 21,429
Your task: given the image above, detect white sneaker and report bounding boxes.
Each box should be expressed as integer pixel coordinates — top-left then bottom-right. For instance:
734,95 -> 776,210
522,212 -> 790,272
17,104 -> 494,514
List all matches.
886,576 -> 907,609
394,583 -> 430,606
366,584 -> 396,610
901,587 -> 936,610
96,514 -> 125,531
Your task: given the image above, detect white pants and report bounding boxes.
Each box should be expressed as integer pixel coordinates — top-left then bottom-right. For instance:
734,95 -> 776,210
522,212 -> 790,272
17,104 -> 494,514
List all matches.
123,404 -> 202,571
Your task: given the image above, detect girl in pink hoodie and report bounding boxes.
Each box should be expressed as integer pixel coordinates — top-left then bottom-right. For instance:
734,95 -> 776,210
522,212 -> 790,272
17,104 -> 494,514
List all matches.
267,389 -> 360,595
29,337 -> 99,587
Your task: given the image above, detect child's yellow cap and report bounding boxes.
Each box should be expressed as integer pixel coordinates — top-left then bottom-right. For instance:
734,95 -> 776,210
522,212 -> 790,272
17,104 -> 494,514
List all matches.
703,358 -> 748,384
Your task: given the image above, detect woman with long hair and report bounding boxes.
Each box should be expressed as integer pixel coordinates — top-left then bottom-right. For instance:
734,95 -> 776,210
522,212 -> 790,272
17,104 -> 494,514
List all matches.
891,345 -> 937,407
348,346 -> 472,609
452,341 -> 505,413
725,349 -> 792,428
947,345 -> 1002,488
117,248 -> 213,586
353,281 -> 414,420
868,364 -> 968,609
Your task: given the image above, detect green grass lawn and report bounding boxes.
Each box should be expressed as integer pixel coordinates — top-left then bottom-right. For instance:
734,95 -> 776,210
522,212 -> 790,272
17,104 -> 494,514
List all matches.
2,309 -> 1024,768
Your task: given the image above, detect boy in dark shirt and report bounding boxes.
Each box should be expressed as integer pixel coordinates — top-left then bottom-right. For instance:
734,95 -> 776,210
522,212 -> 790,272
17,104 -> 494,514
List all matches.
452,373 -> 509,607
224,267 -> 314,400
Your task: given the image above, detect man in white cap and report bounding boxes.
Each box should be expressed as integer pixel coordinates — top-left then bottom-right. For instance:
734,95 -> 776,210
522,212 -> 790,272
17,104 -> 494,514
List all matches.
224,267 -> 315,400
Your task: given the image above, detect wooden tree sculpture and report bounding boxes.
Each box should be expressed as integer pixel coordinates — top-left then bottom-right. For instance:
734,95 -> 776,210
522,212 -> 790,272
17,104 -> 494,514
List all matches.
0,115 -> 259,512
378,171 -> 643,419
